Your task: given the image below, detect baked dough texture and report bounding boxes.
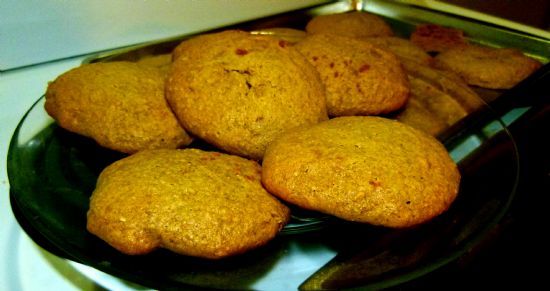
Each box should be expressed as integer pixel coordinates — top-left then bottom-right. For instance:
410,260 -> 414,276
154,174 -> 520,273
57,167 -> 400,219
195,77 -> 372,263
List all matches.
45,61 -> 192,153
166,30 -> 328,160
87,149 -> 290,259
395,97 -> 448,136
364,36 -> 433,66
171,30 -> 251,61
434,45 -> 542,89
306,11 -> 394,38
262,116 -> 460,228
396,74 -> 468,136
295,34 -> 409,116
410,24 -> 469,53
135,53 -> 172,75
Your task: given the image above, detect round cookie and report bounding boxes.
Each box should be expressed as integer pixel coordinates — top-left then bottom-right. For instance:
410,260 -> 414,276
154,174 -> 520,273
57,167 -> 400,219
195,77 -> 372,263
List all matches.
434,45 -> 542,89
45,61 -> 192,154
395,97 -> 448,136
396,74 -> 468,135
262,116 -> 460,228
172,29 -> 251,60
364,36 -> 433,66
166,30 -> 328,160
295,34 -> 410,116
410,24 -> 469,53
87,148 -> 290,259
136,53 -> 172,75
400,58 -> 485,113
306,11 -> 393,38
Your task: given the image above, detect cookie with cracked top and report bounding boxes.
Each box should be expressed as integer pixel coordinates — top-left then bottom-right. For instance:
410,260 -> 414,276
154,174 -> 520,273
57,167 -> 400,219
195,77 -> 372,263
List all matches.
45,61 -> 192,154
306,11 -> 393,38
166,30 -> 328,160
87,148 -> 290,259
295,34 -> 410,116
262,116 -> 460,228
434,45 -> 542,89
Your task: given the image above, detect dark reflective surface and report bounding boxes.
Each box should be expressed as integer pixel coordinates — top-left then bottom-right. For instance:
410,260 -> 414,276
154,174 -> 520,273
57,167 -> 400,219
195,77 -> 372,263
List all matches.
8,92 -> 520,289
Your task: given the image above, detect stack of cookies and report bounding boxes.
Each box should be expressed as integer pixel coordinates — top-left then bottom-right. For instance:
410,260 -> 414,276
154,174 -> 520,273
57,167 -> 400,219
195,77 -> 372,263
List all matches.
44,10 -> 541,259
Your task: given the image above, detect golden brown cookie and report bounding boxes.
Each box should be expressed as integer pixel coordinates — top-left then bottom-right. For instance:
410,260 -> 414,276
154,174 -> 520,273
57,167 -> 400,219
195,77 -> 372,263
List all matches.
364,36 -> 433,66
395,73 -> 469,135
45,61 -> 192,154
262,116 -> 460,228
135,53 -> 172,75
434,45 -> 542,89
395,59 -> 479,136
410,24 -> 469,53
407,76 -> 468,126
394,97 -> 448,136
295,34 -> 409,116
172,30 -> 251,61
166,30 -> 328,160
395,75 -> 468,136
400,58 -> 484,113
87,148 -> 290,259
306,11 -> 393,38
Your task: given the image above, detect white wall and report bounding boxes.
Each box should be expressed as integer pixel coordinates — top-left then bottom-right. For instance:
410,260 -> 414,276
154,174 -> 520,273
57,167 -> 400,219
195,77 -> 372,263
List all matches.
0,0 -> 330,70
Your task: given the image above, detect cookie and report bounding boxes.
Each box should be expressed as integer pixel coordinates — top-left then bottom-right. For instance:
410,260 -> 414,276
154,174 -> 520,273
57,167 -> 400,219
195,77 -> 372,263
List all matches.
410,24 -> 469,53
295,34 -> 409,116
396,74 -> 468,135
45,61 -> 192,154
306,11 -> 393,38
395,97 -> 448,136
434,45 -> 542,89
364,36 -> 433,66
172,30 -> 251,61
400,58 -> 484,113
136,53 -> 172,75
262,116 -> 460,228
395,76 -> 468,136
166,30 -> 328,160
87,149 -> 290,259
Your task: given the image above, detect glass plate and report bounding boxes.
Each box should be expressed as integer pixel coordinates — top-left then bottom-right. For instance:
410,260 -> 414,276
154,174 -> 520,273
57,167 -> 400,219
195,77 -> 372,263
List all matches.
8,93 -> 520,290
